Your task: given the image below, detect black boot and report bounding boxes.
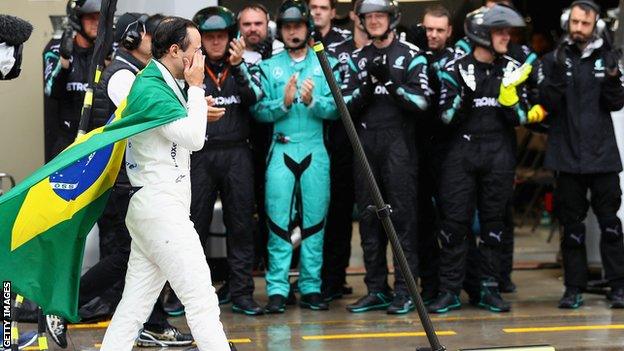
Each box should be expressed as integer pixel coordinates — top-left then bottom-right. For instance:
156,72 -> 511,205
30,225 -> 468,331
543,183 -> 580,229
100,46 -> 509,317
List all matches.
478,280 -> 510,312
265,294 -> 287,314
346,292 -> 392,313
232,295 -> 264,316
558,287 -> 583,309
427,292 -> 461,314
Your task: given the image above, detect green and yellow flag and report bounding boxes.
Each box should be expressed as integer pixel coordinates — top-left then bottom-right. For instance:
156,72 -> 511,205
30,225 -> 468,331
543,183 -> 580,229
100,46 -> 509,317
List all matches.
0,60 -> 188,322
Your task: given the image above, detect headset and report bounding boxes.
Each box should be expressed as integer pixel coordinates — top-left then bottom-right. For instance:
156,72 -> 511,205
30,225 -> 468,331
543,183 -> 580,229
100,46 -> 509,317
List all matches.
560,0 -> 605,37
121,14 -> 149,51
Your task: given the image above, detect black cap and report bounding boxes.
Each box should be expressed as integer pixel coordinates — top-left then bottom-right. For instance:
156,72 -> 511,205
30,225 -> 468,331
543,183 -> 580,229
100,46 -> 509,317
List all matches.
114,12 -> 145,43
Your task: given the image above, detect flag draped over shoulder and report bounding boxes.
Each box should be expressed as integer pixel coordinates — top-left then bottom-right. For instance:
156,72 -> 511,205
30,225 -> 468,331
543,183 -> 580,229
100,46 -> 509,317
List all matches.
0,60 -> 187,322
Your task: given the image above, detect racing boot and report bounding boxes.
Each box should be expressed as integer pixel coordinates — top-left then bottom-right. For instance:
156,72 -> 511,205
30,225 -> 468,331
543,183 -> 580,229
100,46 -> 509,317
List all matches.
45,314 -> 67,348
136,326 -> 193,347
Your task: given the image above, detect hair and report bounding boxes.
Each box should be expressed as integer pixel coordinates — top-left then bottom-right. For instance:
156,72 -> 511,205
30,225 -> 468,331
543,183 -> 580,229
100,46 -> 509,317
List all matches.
238,3 -> 270,22
422,4 -> 452,22
145,13 -> 165,36
306,0 -> 338,9
151,16 -> 197,59
484,0 -> 512,5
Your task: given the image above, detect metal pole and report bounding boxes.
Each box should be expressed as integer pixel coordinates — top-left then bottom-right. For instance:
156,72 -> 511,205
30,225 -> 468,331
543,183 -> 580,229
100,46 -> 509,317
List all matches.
311,36 -> 445,351
76,0 -> 118,137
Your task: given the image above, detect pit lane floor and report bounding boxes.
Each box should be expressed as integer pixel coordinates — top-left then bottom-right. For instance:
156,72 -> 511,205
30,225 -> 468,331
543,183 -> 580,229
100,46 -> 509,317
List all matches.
18,225 -> 624,350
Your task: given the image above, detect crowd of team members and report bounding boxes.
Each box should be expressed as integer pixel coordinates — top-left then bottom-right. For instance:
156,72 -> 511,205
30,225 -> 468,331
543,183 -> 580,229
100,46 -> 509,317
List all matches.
41,0 -> 624,347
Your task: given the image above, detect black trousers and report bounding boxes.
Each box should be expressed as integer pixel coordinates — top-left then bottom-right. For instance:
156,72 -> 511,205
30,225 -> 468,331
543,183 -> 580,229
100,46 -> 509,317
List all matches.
555,171 -> 624,289
190,145 -> 256,299
250,120 -> 272,270
437,135 -> 515,294
417,140 -> 440,295
322,128 -> 355,291
79,186 -> 167,330
354,128 -> 419,295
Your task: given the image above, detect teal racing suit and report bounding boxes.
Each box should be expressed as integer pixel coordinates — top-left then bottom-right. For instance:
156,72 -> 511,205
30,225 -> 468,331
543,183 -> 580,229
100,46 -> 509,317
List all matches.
252,47 -> 340,297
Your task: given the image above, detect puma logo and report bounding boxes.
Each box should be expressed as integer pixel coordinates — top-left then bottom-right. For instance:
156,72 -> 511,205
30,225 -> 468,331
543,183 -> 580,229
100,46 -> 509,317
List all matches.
440,230 -> 452,243
605,225 -> 621,236
488,231 -> 503,242
570,233 -> 584,244
462,134 -> 471,141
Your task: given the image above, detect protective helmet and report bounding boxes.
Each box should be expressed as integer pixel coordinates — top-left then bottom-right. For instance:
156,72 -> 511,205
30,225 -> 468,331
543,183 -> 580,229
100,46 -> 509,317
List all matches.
464,4 -> 525,48
66,0 -> 101,35
356,0 -> 401,39
275,0 -> 314,45
193,6 -> 237,39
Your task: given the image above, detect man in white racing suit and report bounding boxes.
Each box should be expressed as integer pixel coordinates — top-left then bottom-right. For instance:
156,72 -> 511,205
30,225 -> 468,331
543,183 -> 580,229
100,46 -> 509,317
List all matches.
100,17 -> 231,351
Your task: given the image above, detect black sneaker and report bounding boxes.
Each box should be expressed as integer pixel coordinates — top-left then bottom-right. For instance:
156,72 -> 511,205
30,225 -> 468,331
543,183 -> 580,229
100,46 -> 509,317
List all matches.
387,294 -> 415,315
163,290 -> 185,317
558,287 -> 584,309
427,292 -> 461,313
346,292 -> 392,313
607,287 -> 624,309
232,295 -> 264,316
300,293 -> 329,310
265,294 -> 287,314
136,326 -> 194,347
45,314 -> 67,348
478,281 -> 510,312
216,282 -> 231,305
78,296 -> 114,322
322,285 -> 344,302
421,288 -> 438,305
499,279 -> 517,293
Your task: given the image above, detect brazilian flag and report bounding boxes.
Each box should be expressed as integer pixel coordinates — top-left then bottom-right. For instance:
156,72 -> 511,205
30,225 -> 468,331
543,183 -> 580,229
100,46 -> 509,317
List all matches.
0,60 -> 188,322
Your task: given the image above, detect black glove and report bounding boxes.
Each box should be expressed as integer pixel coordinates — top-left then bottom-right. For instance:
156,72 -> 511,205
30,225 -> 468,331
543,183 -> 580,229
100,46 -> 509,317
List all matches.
359,74 -> 375,99
603,48 -> 622,76
60,26 -> 74,60
368,55 -> 391,84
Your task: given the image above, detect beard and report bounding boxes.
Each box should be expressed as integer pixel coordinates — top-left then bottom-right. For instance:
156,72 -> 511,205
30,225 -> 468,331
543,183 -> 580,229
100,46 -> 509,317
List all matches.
571,32 -> 590,44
